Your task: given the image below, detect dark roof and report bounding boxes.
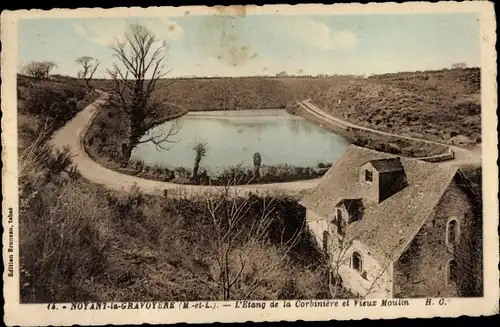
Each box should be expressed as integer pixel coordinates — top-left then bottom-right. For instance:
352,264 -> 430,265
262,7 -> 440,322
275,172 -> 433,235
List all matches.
365,157 -> 404,173
299,145 -> 459,265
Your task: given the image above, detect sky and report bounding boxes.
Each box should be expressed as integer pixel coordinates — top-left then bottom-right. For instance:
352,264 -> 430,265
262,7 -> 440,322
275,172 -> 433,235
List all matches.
17,13 -> 480,78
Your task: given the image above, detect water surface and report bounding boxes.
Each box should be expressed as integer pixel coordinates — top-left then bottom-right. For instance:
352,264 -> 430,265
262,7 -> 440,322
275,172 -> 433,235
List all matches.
131,109 -> 350,174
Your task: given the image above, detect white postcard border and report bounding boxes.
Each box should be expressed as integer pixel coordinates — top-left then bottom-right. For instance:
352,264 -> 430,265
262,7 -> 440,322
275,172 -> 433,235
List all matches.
2,2 -> 498,326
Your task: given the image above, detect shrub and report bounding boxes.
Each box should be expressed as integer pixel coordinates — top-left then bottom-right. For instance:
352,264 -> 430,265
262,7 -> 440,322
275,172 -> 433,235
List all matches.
45,146 -> 73,173
67,165 -> 82,180
23,84 -> 84,130
20,179 -> 116,302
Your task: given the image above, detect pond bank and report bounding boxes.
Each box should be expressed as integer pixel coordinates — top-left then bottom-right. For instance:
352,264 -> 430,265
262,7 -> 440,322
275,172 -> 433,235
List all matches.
116,160 -> 332,186
52,92 -> 320,198
80,94 -> 330,190
287,100 -> 453,161
130,108 -> 349,177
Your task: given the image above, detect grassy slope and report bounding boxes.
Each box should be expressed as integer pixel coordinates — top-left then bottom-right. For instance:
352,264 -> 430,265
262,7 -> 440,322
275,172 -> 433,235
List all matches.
313,68 -> 481,146
92,77 -> 296,110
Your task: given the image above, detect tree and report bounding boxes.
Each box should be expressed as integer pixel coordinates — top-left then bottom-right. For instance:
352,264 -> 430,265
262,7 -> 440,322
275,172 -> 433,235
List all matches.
41,61 -> 57,79
22,61 -> 57,80
253,152 -> 262,178
76,56 -> 100,89
452,62 -> 467,69
200,173 -> 304,300
107,24 -> 178,163
321,219 -> 393,299
192,142 -> 207,181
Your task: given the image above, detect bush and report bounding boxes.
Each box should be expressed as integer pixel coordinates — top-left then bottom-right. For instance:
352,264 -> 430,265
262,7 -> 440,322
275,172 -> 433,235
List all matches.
19,145 -> 116,303
84,102 -> 131,166
46,146 -> 73,173
23,84 -> 87,131
20,181 -> 117,302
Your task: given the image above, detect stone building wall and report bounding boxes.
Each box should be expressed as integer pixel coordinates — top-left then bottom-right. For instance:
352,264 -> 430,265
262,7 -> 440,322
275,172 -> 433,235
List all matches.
393,178 -> 481,297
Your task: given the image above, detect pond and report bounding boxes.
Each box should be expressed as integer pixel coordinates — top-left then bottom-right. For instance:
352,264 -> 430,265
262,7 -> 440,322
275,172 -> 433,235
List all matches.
130,109 -> 350,174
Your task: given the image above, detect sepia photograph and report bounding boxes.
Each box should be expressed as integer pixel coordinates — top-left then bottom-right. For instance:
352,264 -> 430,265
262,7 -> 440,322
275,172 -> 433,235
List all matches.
1,2 -> 498,325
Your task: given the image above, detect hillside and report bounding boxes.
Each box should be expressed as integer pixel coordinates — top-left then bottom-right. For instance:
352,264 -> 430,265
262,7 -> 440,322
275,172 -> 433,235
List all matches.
89,67 -> 481,149
91,75 -> 355,111
17,75 -> 98,150
313,68 -> 481,146
153,68 -> 481,146
155,78 -> 295,110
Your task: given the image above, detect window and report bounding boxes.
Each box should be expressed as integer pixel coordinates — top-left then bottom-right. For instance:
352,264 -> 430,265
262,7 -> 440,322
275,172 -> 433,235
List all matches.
352,251 -> 362,272
447,260 -> 458,284
365,169 -> 373,182
446,219 -> 459,245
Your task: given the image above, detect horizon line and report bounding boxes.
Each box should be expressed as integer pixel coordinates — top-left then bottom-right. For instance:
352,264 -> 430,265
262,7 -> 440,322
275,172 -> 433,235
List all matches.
20,66 -> 480,81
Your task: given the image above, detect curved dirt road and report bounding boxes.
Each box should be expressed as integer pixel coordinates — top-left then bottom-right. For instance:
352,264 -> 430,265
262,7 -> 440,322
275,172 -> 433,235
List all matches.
51,92 -> 480,198
50,92 -> 319,198
300,99 -> 481,167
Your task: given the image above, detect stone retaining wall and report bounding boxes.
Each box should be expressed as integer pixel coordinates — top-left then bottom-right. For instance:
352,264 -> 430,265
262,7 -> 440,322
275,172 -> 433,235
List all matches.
418,148 -> 455,163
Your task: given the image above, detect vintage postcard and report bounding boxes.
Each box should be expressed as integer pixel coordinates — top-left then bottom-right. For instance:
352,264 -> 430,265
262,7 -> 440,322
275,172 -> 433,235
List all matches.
1,2 -> 498,326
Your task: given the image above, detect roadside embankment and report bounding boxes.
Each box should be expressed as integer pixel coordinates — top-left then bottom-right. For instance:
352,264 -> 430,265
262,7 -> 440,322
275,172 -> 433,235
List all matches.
288,100 -> 453,161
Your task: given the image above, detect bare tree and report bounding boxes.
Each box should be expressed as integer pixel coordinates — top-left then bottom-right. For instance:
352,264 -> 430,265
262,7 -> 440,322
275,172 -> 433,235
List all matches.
22,61 -> 57,80
76,56 -> 100,89
107,24 -> 178,162
22,61 -> 44,79
41,61 -> 57,79
322,221 -> 393,299
201,173 -> 304,300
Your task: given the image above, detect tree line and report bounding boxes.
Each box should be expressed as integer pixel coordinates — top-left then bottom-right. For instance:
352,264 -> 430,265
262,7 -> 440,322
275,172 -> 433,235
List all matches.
22,56 -> 99,88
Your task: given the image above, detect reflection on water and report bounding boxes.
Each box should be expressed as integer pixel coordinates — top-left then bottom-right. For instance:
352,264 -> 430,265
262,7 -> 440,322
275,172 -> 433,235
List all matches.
131,109 -> 350,173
